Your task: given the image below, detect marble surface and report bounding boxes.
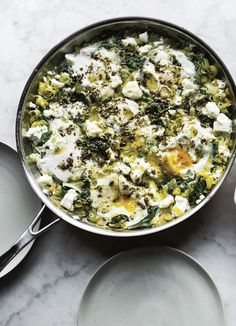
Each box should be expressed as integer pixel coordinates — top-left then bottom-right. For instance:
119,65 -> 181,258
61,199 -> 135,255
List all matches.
0,0 -> 236,325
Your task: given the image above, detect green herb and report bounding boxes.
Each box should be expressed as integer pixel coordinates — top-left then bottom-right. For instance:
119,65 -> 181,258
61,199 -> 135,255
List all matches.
99,37 -> 123,50
122,52 -> 144,71
189,177 -> 206,205
169,37 -> 189,50
145,100 -> 169,124
80,175 -> 91,199
211,142 -> 218,169
199,115 -> 213,128
70,92 -> 90,105
52,174 -> 63,186
108,214 -> 128,228
36,130 -> 52,146
53,89 -> 70,105
129,206 -> 158,230
79,136 -> 111,163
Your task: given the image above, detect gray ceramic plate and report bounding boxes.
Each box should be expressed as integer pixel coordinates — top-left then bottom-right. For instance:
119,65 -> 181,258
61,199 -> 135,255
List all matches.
78,247 -> 226,326
0,143 -> 41,277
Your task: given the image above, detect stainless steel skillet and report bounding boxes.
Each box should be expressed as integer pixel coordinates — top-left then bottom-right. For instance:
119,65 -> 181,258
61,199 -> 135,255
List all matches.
1,17 -> 236,271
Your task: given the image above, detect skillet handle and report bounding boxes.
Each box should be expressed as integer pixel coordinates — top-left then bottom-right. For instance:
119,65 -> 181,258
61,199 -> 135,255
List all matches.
0,205 -> 60,273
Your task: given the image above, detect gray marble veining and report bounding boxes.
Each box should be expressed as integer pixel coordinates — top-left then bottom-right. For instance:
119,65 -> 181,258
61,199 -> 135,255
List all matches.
0,0 -> 236,325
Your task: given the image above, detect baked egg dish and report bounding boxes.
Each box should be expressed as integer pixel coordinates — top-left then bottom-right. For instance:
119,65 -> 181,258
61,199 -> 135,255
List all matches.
22,31 -> 235,230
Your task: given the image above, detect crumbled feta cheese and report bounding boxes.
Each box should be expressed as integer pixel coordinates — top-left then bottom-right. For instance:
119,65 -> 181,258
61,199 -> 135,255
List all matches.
172,196 -> 190,217
85,120 -> 103,138
65,53 -> 92,74
95,48 -> 117,61
80,44 -> 99,56
27,153 -> 41,163
196,194 -> 205,205
130,158 -> 150,182
122,81 -> 143,100
51,78 -> 64,88
109,62 -> 120,72
153,48 -> 170,66
181,78 -> 197,96
173,93 -> 182,105
143,61 -> 157,79
100,86 -> 114,98
114,162 -> 131,175
218,141 -> 231,158
66,51 -> 104,76
155,126 -> 165,137
28,102 -> 36,108
61,189 -> 78,211
69,103 -> 85,119
37,174 -> 53,187
107,148 -> 117,161
159,194 -> 174,208
213,169 -> 223,179
25,125 -> 48,142
117,99 -> 139,116
213,113 -> 232,134
202,102 -> 220,119
110,75 -> 122,89
43,109 -> 54,118
173,50 -> 195,77
138,44 -> 152,55
139,32 -> 148,43
122,37 -> 137,47
216,79 -> 226,89
43,188 -> 50,196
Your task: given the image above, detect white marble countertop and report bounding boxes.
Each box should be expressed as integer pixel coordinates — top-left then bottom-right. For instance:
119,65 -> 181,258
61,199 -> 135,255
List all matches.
0,0 -> 236,325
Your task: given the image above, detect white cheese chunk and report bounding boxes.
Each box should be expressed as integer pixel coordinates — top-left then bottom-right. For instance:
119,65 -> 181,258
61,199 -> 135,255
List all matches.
27,153 -> 41,163
122,37 -> 137,47
159,194 -> 174,208
100,86 -> 114,98
181,78 -> 197,96
196,194 -> 205,205
25,125 -> 48,142
110,75 -> 122,89
51,78 -> 64,88
172,196 -> 190,217
122,81 -> 143,100
37,174 -> 53,187
216,79 -> 226,89
28,102 -> 36,108
139,32 -> 148,43
218,141 -> 231,158
143,61 -> 158,79
130,158 -> 150,183
80,43 -> 99,55
95,48 -> 117,61
138,44 -> 152,55
114,162 -> 131,175
154,48 -> 170,66
213,113 -> 232,134
117,99 -> 139,116
61,189 -> 78,211
173,50 -> 195,77
85,120 -> 103,138
202,102 -> 220,119
66,50 -> 104,76
65,53 -> 91,74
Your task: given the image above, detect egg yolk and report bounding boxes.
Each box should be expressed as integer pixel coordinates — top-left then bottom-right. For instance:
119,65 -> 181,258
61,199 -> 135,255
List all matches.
163,147 -> 193,175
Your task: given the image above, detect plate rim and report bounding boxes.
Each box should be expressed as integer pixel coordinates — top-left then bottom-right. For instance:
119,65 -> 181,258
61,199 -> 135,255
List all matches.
0,142 -> 42,278
77,246 -> 227,326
